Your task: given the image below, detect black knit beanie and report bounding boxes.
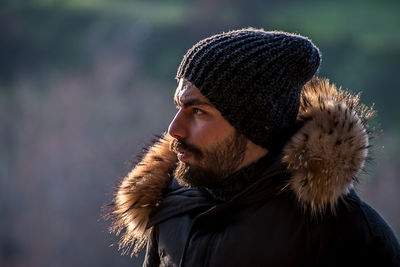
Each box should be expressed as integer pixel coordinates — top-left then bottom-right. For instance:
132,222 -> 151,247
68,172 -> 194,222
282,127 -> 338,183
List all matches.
176,28 -> 321,151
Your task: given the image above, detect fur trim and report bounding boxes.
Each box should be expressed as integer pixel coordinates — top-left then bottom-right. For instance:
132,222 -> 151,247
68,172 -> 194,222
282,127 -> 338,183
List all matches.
109,133 -> 176,256
282,77 -> 375,215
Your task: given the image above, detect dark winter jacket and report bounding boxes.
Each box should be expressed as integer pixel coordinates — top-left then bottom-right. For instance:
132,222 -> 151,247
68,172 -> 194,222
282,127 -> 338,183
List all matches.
110,78 -> 400,266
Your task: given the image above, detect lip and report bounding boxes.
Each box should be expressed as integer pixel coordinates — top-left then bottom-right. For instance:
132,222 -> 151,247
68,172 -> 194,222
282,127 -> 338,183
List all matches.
177,150 -> 189,162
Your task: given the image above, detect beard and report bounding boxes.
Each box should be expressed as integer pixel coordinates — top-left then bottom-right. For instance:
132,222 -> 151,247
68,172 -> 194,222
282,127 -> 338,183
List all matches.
170,131 -> 248,188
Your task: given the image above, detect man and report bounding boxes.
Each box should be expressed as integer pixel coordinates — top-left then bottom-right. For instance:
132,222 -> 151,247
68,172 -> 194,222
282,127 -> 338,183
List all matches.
110,28 -> 400,266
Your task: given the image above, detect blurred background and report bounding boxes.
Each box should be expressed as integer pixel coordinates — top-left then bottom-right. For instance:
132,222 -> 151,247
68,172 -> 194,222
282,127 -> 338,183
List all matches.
1,0 -> 399,266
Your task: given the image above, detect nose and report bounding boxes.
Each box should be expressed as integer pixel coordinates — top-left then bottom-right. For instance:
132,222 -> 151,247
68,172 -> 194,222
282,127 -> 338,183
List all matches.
168,110 -> 187,139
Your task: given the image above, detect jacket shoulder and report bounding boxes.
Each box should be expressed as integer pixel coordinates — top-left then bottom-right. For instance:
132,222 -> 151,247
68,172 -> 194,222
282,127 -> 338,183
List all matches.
315,191 -> 400,266
358,196 -> 400,265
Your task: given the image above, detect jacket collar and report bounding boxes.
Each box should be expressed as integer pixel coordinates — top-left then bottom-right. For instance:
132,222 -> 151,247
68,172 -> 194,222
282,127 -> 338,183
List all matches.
148,153 -> 287,228
109,77 -> 374,256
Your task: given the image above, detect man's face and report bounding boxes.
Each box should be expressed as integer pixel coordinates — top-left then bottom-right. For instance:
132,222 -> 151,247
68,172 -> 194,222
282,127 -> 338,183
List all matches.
168,79 -> 247,187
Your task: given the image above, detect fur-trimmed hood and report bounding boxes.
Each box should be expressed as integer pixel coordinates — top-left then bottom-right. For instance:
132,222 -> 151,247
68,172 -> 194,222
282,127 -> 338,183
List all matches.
109,77 -> 375,256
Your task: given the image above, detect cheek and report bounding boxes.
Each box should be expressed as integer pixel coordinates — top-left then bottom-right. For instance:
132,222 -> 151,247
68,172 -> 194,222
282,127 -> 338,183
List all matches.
191,119 -> 235,146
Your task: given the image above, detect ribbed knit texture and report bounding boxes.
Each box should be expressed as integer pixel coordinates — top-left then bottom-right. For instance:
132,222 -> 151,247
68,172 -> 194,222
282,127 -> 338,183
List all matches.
176,28 -> 321,150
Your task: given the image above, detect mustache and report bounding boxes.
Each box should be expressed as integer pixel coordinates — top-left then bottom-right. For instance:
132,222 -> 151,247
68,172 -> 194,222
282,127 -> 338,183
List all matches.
170,138 -> 202,157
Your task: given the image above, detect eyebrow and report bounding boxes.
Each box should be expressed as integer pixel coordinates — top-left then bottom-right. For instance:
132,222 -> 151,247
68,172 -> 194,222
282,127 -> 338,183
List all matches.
174,97 -> 213,108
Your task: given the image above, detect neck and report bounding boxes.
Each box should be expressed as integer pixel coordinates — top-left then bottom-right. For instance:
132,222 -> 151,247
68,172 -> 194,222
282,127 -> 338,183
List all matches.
202,152 -> 281,202
236,140 -> 268,171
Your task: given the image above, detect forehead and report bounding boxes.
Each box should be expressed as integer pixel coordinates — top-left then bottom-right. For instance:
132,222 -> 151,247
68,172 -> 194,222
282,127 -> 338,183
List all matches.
174,79 -> 210,103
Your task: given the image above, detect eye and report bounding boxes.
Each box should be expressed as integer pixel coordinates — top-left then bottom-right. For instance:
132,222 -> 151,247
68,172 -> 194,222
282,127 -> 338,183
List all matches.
193,108 -> 204,115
